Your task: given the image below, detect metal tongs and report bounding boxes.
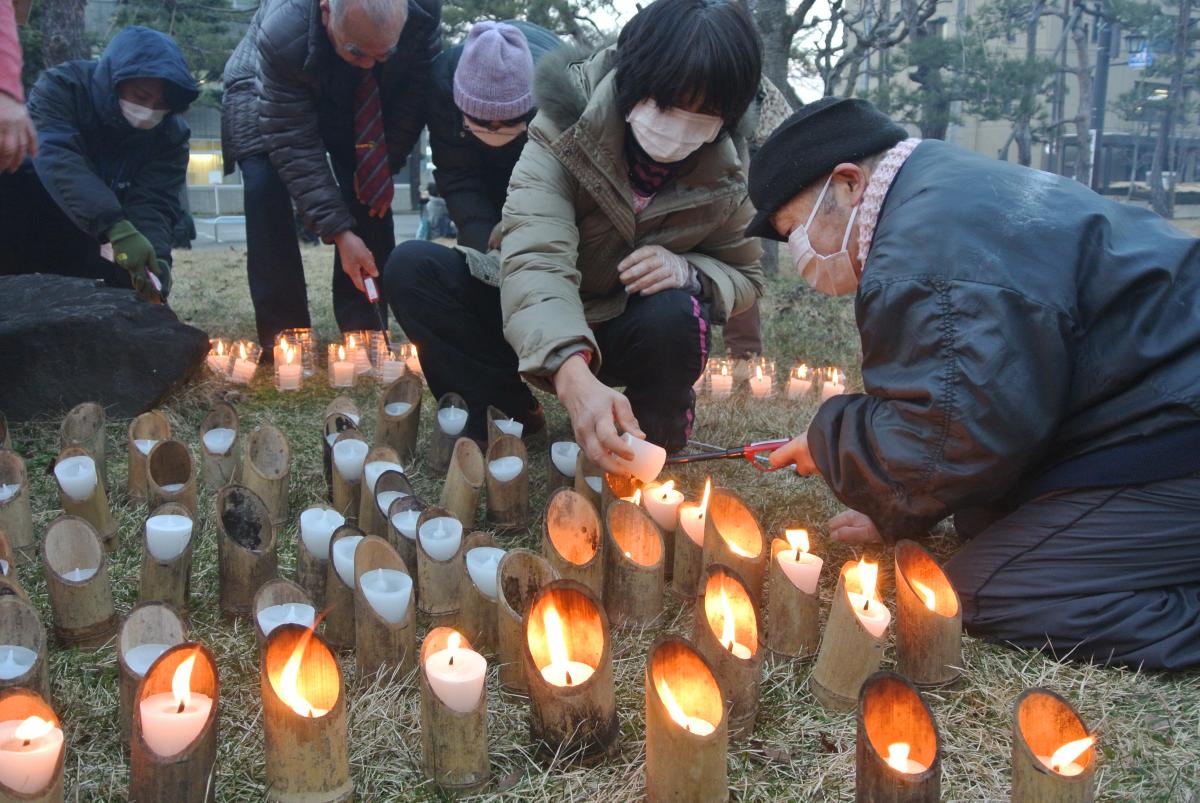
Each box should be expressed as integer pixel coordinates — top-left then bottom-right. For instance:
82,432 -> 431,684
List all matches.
666,438 -> 791,473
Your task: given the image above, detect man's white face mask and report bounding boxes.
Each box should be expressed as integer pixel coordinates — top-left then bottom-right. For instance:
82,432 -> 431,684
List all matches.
119,99 -> 167,130
625,100 -> 722,163
788,173 -> 860,296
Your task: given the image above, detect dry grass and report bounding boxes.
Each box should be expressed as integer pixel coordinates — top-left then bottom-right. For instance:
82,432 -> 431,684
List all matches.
5,242 -> 1198,801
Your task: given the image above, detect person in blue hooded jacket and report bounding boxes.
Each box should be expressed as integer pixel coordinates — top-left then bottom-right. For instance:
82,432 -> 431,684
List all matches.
0,26 -> 199,302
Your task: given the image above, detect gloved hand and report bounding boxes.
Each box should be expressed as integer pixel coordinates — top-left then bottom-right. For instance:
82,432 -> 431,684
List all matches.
617,245 -> 694,296
108,220 -> 158,299
152,258 -> 172,301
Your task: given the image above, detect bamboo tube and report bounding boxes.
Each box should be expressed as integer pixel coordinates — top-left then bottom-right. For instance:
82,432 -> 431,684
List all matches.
253,579 -> 314,658
139,503 -> 194,612
41,515 -> 117,649
542,488 -> 604,599
129,643 -> 219,803
440,438 -> 484,527
357,446 -> 402,537
322,412 -> 359,503
353,536 -> 415,682
670,517 -> 704,599
765,538 -> 821,660
385,495 -> 425,592
59,401 -> 107,492
376,374 -> 423,463
117,602 -> 186,745
0,451 -> 34,563
459,533 -> 501,655
199,402 -> 240,492
484,434 -> 529,529
296,504 -> 344,610
416,508 -> 465,621
547,439 -> 579,492
894,540 -> 963,687
496,549 -> 558,694
54,446 -> 118,552
261,624 -> 353,803
0,574 -> 27,605
0,530 -> 16,593
0,688 -> 65,803
702,489 -> 767,604
324,396 -> 361,425
371,470 -> 413,540
242,424 -> 291,527
330,430 -> 367,523
1011,688 -> 1097,803
601,471 -> 643,514
127,411 -> 170,504
485,405 -> 508,452
522,579 -> 619,761
430,392 -> 469,474
856,671 -> 942,803
216,485 -> 279,619
0,411 -> 8,451
419,627 -> 490,792
692,565 -> 763,740
603,500 -> 665,628
574,451 -> 603,511
644,635 -> 729,803
0,594 -> 49,700
809,561 -> 890,712
147,440 -> 198,516
323,525 -> 366,650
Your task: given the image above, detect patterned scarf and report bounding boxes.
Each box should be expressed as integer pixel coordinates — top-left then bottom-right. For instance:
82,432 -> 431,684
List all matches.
625,128 -> 684,214
857,138 -> 921,259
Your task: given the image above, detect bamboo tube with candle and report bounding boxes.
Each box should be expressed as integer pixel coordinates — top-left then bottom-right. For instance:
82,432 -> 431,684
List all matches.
139,503 -> 194,611
603,500 -> 665,628
419,628 -> 490,792
0,688 -> 64,803
766,529 -> 822,660
670,479 -> 712,599
810,559 -> 891,711
430,393 -> 469,473
601,471 -> 643,514
252,579 -> 315,658
127,411 -> 170,504
496,550 -> 558,694
324,525 -> 366,650
386,495 -> 426,589
701,488 -> 766,603
54,446 -> 118,552
41,516 -> 117,649
329,431 -> 367,523
574,451 -> 603,511
129,643 -> 218,803
117,603 -> 186,745
541,489 -> 604,599
216,485 -> 279,619
416,508 -> 465,622
376,374 -> 423,464
644,636 -> 729,803
0,451 -> 34,563
1011,689 -> 1097,803
693,565 -> 763,740
147,440 -> 198,517
371,469 -> 413,539
856,672 -> 942,803
261,624 -> 353,803
357,446 -> 403,536
0,529 -> 13,588
296,505 -> 344,609
0,595 -> 49,700
460,533 -> 502,654
547,440 -> 580,491
353,536 -> 415,681
894,541 -> 962,687
59,401 -> 107,492
321,410 -> 359,502
199,402 -> 240,492
0,412 -> 8,451
242,424 -> 291,527
324,397 -> 362,430
485,405 -> 527,451
484,434 -> 530,528
0,572 -> 27,605
440,439 -> 484,527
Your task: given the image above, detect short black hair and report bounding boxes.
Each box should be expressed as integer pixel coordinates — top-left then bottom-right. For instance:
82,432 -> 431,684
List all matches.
615,0 -> 762,129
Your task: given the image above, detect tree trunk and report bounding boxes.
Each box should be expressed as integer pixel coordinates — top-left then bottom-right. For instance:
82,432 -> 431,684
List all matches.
40,0 -> 87,68
1015,0 -> 1046,167
754,0 -> 804,109
910,23 -> 951,140
1151,0 -> 1190,218
1069,14 -> 1092,187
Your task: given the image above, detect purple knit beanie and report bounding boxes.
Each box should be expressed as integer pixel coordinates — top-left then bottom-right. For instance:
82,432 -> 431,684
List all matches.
453,22 -> 534,121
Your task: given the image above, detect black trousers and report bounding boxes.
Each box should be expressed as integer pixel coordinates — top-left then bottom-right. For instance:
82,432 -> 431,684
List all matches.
944,473 -> 1200,670
384,240 -> 711,450
240,154 -> 393,350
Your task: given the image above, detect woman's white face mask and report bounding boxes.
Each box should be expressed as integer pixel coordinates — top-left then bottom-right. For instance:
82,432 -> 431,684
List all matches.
119,99 -> 167,130
464,119 -> 527,148
625,100 -> 722,163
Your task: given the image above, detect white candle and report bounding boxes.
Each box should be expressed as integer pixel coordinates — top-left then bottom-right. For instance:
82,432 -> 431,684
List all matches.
364,460 -> 405,494
494,419 -> 524,438
359,569 -> 412,624
438,407 -> 468,436
886,742 -> 929,774
1036,736 -> 1096,777
61,567 -> 96,582
488,456 -> 524,483
419,517 -> 462,561
134,438 -> 158,456
325,432 -> 340,447
332,536 -> 365,588
256,603 -> 316,637
612,433 -> 666,484
145,514 -> 193,561
299,508 -> 345,559
230,357 -> 257,384
375,490 -> 408,516
331,346 -> 354,388
776,529 -> 822,595
788,364 -> 813,399
272,336 -> 293,368
206,342 -> 230,375
749,364 -> 773,398
585,476 -> 602,494
202,428 -> 235,455
276,348 -> 302,391
391,510 -> 420,540
642,480 -> 684,531
709,367 -> 733,398
679,507 -> 705,546
465,547 -> 505,600
379,359 -> 404,384
346,412 -> 361,427
819,368 -> 846,401
139,655 -> 213,757
0,560 -> 7,576
846,560 -> 891,639
384,401 -> 412,417
538,604 -> 595,687
0,717 -> 64,794
124,643 -> 171,677
159,483 -> 185,494
550,442 -> 580,477
657,677 -> 717,736
0,646 -> 35,680
541,661 -> 595,687
332,440 -> 369,483
0,484 -> 18,503
346,336 -> 371,375
54,455 -> 97,501
425,633 -> 486,713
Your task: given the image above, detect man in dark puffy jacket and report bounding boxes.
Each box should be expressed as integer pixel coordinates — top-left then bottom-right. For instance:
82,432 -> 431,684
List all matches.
0,26 -> 198,301
754,98 -> 1200,670
222,0 -> 441,351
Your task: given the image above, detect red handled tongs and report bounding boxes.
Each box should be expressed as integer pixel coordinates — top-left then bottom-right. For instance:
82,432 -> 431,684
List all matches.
665,438 -> 791,472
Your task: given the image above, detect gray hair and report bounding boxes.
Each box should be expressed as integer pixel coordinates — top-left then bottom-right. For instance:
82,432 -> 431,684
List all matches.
329,0 -> 407,29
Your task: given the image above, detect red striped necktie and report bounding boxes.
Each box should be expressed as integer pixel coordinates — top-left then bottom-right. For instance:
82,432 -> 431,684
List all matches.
353,70 -> 394,211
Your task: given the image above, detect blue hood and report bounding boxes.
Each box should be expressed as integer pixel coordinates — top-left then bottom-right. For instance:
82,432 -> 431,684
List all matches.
91,26 -> 200,124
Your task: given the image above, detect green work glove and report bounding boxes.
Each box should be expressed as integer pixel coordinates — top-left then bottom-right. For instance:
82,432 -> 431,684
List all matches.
152,258 -> 172,301
107,219 -> 156,298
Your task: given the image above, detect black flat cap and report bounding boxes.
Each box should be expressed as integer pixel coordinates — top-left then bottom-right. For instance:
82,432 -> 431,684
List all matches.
745,97 -> 908,241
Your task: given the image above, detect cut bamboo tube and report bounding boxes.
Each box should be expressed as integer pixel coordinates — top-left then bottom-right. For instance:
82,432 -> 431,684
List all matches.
147,439 -> 198,516
139,503 -> 194,612
127,410 -> 170,504
419,627 -> 490,792
376,374 -> 423,463
485,405 -> 509,452
199,402 -> 240,492
0,574 -> 28,605
547,439 -> 579,491
430,392 -> 469,474
856,671 -> 942,803
296,504 -> 342,610
253,579 -> 314,658
702,488 -> 767,603
129,643 -> 219,803
542,488 -> 604,599
522,579 -> 619,761
603,500 -> 665,628
42,515 -> 117,649
809,561 -> 890,712
496,549 -> 558,694
574,451 -> 603,511
693,565 -> 763,740
322,411 -> 359,503
330,430 -> 367,523
357,445 -> 402,537
0,529 -> 15,592
353,536 -> 415,682
242,424 -> 291,527
54,445 -> 118,552
261,624 -> 353,803
1011,688 -> 1097,803
670,516 -> 704,599
118,602 -> 186,745
371,469 -> 414,540
894,540 -> 963,687
644,635 -> 729,803
386,494 -> 426,592
766,538 -> 821,660
0,411 -> 8,451
459,532 -> 501,655
601,471 -> 643,514
484,434 -> 529,528
0,687 -> 64,803
0,594 -> 49,700
323,525 -> 365,650
324,396 -> 361,424
416,507 -> 465,621
60,401 -> 107,492
0,450 -> 34,563
440,438 -> 484,527
216,485 -> 279,619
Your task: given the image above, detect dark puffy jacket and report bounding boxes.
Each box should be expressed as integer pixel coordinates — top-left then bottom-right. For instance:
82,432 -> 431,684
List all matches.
27,26 -> 198,262
221,0 -> 442,239
808,140 -> 1200,541
427,21 -> 562,252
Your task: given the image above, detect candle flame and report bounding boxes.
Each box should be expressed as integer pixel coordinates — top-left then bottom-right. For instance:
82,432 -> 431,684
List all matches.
279,627 -> 328,718
279,335 -> 289,350
215,341 -> 225,356
1048,736 -> 1096,773
719,582 -> 738,653
239,342 -> 247,360
337,345 -> 346,362
284,345 -> 295,365
886,742 -> 913,773
631,488 -> 642,505
447,631 -> 461,666
14,716 -> 54,743
657,677 -> 694,732
911,579 -> 937,610
794,363 -> 810,380
755,364 -> 764,380
172,652 -> 197,710
857,559 -> 880,603
657,480 -> 676,499
785,528 -> 810,555
347,334 -> 357,348
698,478 -> 712,517
543,603 -> 573,685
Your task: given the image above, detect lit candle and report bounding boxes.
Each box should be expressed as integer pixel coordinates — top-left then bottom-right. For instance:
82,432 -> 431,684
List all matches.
538,603 -> 594,687
134,438 -> 158,456
331,536 -> 365,587
419,517 -> 462,562
0,716 -> 63,794
0,484 -> 17,503
383,401 -> 412,417
465,547 -> 505,600
846,559 -> 891,638
438,406 -> 468,436
425,632 -> 486,713
391,510 -> 420,541
776,528 -> 823,595
718,583 -> 752,659
911,579 -> 937,610
230,342 -> 258,384
345,334 -> 371,375
330,346 -> 354,388
709,362 -> 733,398
276,345 -> 302,391
206,340 -> 230,375
1036,735 -> 1096,777
494,418 -> 524,438
359,569 -> 412,624
299,507 -> 345,560
658,676 -> 715,736
679,479 -> 712,546
622,488 -> 643,505
0,646 -> 35,680
277,627 -> 328,717
273,335 -> 291,367
642,480 -> 684,531
886,742 -> 928,774
749,362 -> 774,398
379,353 -> 405,384
551,442 -> 580,477
613,433 -> 667,484
819,367 -> 846,401
202,427 -> 235,455
138,653 -> 213,756
400,342 -> 422,376
257,603 -> 316,637
124,643 -> 171,677
53,455 -> 96,501
331,440 -> 369,483
488,456 -> 524,483
145,514 -> 193,562
787,364 -> 813,399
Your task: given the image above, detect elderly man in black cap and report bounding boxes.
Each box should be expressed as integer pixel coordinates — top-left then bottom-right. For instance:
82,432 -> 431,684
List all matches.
753,97 -> 1200,670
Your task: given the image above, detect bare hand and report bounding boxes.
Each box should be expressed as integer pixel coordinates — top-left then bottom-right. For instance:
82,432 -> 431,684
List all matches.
826,509 -> 883,545
554,355 -> 645,473
618,245 -> 692,296
487,221 -> 503,252
0,92 -> 37,173
767,432 -> 819,475
334,230 -> 378,292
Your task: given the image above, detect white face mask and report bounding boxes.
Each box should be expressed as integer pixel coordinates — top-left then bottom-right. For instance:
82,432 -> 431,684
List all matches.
464,119 -> 527,148
788,173 -> 860,296
119,99 -> 167,130
625,100 -> 722,164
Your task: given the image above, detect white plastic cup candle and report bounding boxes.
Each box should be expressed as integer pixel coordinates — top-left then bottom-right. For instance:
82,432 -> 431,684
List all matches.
363,460 -> 405,495
202,427 -> 235,455
0,646 -> 36,680
159,483 -> 185,494
272,335 -> 293,367
749,363 -> 774,398
134,439 -> 158,456
425,633 -> 486,713
0,716 -> 64,794
419,517 -> 463,562
299,508 -> 345,560
230,342 -> 257,384
206,340 -> 231,375
438,406 -> 468,436
375,490 -> 409,516
709,363 -> 733,398
332,536 -> 365,588
138,653 -> 213,757
643,480 -> 684,531
539,604 -> 595,687
550,442 -> 580,477
391,510 -> 420,541
61,567 -> 96,582
585,476 -> 602,494
465,547 -> 505,600
124,643 -> 172,677
846,559 -> 891,639
145,514 -> 193,562
0,484 -> 17,503
613,434 -> 667,484
257,603 -> 316,637
332,440 -> 369,483
788,364 -> 813,399
359,569 -> 412,624
777,528 -> 822,595
886,742 -> 929,774
494,418 -> 524,438
488,456 -> 524,483
0,560 -> 6,576
330,346 -> 354,388
345,334 -> 372,375
54,455 -> 97,501
384,401 -> 412,417
1036,736 -> 1096,777
276,346 -> 302,391
819,367 -> 847,402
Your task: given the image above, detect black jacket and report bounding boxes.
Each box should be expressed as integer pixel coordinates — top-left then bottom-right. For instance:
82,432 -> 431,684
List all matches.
27,26 -> 198,262
222,0 -> 442,240
809,140 -> 1200,540
427,21 -> 561,251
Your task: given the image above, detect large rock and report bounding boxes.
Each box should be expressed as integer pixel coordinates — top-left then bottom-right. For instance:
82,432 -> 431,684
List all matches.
0,275 -> 210,421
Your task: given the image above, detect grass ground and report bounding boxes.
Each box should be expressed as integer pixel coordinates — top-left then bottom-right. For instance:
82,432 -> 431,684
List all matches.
6,241 -> 1199,801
